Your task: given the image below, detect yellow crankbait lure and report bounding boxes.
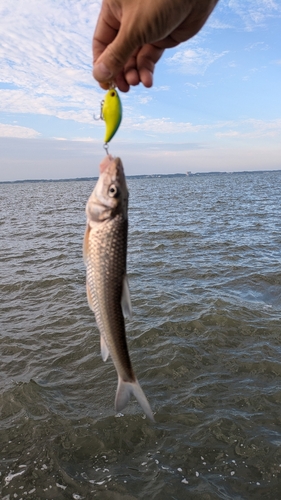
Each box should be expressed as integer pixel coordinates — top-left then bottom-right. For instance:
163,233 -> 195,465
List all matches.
103,88 -> 122,144
94,87 -> 122,154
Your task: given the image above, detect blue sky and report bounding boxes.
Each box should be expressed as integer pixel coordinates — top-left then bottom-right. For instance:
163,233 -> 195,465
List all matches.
0,0 -> 280,180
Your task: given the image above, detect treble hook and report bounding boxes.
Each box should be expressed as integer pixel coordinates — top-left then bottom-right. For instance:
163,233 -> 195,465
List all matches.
93,99 -> 104,121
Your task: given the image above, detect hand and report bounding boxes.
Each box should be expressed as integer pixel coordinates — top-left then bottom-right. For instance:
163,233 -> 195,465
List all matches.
93,0 -> 219,92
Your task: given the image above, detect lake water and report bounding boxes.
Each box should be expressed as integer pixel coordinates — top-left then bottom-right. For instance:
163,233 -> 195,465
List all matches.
1,170 -> 281,499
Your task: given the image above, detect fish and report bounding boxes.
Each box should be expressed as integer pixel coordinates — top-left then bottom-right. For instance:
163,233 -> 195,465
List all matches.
83,155 -> 154,422
102,88 -> 122,144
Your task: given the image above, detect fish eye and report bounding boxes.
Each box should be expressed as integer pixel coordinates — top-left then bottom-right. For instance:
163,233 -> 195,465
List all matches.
108,184 -> 119,197
110,91 -> 115,97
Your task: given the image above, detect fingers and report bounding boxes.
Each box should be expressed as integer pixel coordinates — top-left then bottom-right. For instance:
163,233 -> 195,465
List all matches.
113,44 -> 164,91
93,14 -> 138,87
114,72 -> 130,93
123,53 -> 140,87
94,33 -> 163,91
93,4 -> 120,82
93,1 -> 164,90
135,44 -> 164,88
125,67 -> 140,87
93,3 -> 129,87
93,0 -> 219,90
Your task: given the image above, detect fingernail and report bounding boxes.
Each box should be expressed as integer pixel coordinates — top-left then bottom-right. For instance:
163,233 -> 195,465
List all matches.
94,62 -> 113,81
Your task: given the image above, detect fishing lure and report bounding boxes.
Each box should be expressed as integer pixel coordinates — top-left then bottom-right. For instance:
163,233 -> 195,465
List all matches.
94,87 -> 122,154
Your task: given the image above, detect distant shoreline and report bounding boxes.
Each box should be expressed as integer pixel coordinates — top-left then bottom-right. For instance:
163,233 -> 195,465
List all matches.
1,169 -> 280,184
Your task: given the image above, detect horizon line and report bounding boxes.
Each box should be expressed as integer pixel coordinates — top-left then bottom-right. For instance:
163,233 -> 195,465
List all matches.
1,169 -> 280,184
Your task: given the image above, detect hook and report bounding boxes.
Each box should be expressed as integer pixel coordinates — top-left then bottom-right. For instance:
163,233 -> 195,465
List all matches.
93,99 -> 104,121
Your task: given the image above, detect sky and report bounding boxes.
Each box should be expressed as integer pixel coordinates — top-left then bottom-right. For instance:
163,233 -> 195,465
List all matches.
0,0 -> 281,181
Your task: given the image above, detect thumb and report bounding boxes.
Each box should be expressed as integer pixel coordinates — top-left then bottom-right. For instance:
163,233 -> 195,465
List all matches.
93,26 -> 138,83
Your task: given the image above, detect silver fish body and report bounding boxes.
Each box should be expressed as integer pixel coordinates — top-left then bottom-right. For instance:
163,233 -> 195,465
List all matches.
83,155 -> 154,421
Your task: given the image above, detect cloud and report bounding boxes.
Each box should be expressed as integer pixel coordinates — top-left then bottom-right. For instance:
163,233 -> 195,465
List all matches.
120,116 -> 281,141
0,0 -> 102,123
227,0 -> 281,30
216,131 -> 240,138
215,118 -> 281,139
245,41 -> 269,51
152,86 -> 170,92
0,123 -> 40,138
125,117 -> 205,134
166,48 -> 228,75
245,118 -> 281,138
208,18 -> 234,29
138,96 -> 153,105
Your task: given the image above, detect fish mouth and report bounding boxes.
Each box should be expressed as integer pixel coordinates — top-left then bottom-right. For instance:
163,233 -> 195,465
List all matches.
100,155 -> 123,176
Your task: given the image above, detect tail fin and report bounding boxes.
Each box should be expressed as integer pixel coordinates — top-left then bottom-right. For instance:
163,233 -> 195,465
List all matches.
115,376 -> 155,422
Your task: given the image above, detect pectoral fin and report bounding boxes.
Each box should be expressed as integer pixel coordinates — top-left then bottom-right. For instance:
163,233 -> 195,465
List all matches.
121,275 -> 132,319
83,224 -> 91,265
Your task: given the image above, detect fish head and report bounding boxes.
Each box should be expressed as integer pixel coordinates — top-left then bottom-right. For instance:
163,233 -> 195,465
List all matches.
86,155 -> 128,223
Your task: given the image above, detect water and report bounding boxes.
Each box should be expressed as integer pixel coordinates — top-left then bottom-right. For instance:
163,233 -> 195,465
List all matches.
1,171 -> 281,499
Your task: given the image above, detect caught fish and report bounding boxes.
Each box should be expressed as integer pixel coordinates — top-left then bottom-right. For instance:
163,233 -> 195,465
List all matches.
103,88 -> 122,144
83,155 -> 154,421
